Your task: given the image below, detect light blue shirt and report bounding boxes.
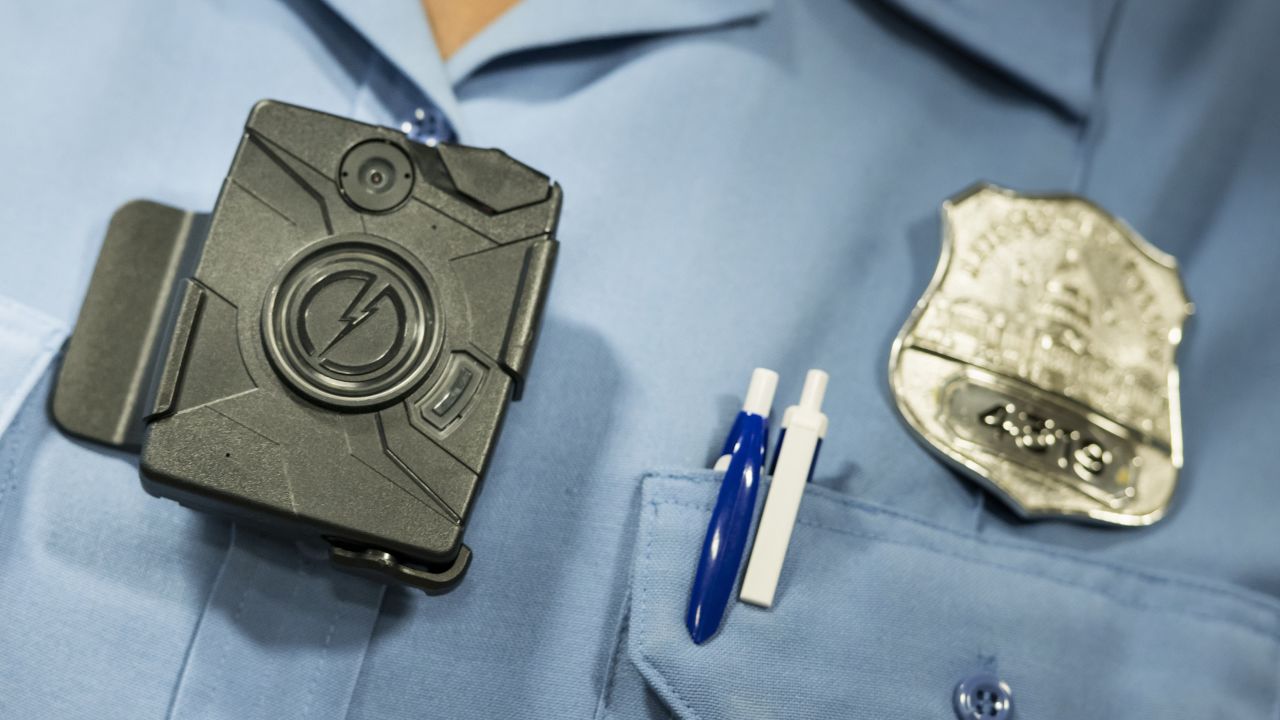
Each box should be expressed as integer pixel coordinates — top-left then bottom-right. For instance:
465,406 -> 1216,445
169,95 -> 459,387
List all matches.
2,1 -> 1278,718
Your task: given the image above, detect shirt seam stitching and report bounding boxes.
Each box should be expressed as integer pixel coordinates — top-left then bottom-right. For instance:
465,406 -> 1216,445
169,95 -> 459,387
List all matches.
632,497 -> 1279,720
646,470 -> 1279,616
650,496 -> 1280,639
632,501 -> 702,720
595,590 -> 632,719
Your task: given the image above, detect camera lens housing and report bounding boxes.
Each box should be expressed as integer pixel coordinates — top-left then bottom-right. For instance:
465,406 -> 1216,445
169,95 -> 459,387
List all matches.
339,139 -> 415,213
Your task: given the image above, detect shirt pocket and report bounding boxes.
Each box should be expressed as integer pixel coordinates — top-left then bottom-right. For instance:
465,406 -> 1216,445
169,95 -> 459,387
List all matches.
600,470 -> 1280,720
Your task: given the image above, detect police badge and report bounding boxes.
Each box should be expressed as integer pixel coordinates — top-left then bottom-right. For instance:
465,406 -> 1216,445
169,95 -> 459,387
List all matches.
889,184 -> 1193,526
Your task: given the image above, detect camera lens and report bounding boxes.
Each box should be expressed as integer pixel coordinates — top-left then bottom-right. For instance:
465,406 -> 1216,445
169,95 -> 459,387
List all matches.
339,139 -> 414,213
359,157 -> 395,194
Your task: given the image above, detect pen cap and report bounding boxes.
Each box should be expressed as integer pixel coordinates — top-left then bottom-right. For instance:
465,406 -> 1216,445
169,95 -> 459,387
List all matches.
783,369 -> 828,438
799,369 -> 828,412
742,368 -> 779,417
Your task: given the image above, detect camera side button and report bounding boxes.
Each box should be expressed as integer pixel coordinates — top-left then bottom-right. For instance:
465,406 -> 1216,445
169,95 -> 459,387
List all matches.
432,366 -> 474,417
417,354 -> 485,431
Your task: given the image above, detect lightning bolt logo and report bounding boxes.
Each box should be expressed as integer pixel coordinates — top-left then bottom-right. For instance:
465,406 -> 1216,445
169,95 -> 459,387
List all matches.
314,271 -> 394,359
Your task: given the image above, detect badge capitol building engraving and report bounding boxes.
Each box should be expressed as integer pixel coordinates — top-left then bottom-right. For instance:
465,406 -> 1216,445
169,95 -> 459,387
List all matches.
890,184 -> 1193,525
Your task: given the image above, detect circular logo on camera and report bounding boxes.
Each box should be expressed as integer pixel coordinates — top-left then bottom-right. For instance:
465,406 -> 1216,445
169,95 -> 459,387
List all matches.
263,237 -> 438,408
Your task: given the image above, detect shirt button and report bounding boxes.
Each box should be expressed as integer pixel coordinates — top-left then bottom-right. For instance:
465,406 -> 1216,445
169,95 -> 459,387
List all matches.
400,106 -> 456,146
953,673 -> 1013,719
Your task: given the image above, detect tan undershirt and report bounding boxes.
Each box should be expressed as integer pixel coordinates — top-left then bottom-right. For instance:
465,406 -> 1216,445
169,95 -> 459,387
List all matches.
420,0 -> 521,59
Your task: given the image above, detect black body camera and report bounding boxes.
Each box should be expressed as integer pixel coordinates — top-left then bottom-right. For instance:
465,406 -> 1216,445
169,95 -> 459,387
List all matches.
52,101 -> 561,591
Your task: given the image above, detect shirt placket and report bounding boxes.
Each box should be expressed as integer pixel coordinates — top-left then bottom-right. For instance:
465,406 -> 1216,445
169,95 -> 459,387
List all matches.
164,5 -> 459,718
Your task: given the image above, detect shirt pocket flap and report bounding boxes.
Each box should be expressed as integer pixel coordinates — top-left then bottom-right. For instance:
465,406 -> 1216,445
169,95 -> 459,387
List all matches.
618,471 -> 1280,719
871,0 -> 1112,118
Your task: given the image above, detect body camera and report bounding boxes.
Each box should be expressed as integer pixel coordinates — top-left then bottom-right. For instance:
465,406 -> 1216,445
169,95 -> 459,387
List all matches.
52,101 -> 562,590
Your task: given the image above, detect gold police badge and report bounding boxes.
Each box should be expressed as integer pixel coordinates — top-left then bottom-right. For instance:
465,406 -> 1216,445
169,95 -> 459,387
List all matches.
889,184 -> 1193,526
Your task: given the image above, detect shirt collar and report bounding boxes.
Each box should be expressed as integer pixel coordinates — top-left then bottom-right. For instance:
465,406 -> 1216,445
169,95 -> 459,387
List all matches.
319,0 -> 463,125
319,0 -> 1101,126
875,0 -> 1116,119
317,0 -> 772,135
444,0 -> 774,84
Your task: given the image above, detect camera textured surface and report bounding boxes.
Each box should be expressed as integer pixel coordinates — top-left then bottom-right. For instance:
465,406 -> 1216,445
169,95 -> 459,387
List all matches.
138,101 -> 561,567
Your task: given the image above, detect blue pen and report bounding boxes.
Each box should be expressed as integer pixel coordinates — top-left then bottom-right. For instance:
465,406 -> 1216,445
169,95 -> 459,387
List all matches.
686,368 -> 778,644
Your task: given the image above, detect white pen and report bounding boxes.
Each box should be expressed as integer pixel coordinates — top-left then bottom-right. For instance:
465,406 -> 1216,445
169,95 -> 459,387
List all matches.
739,369 -> 829,608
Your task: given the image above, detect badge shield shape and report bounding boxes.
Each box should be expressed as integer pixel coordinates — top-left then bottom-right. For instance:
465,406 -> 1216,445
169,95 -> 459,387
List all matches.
889,185 -> 1193,526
